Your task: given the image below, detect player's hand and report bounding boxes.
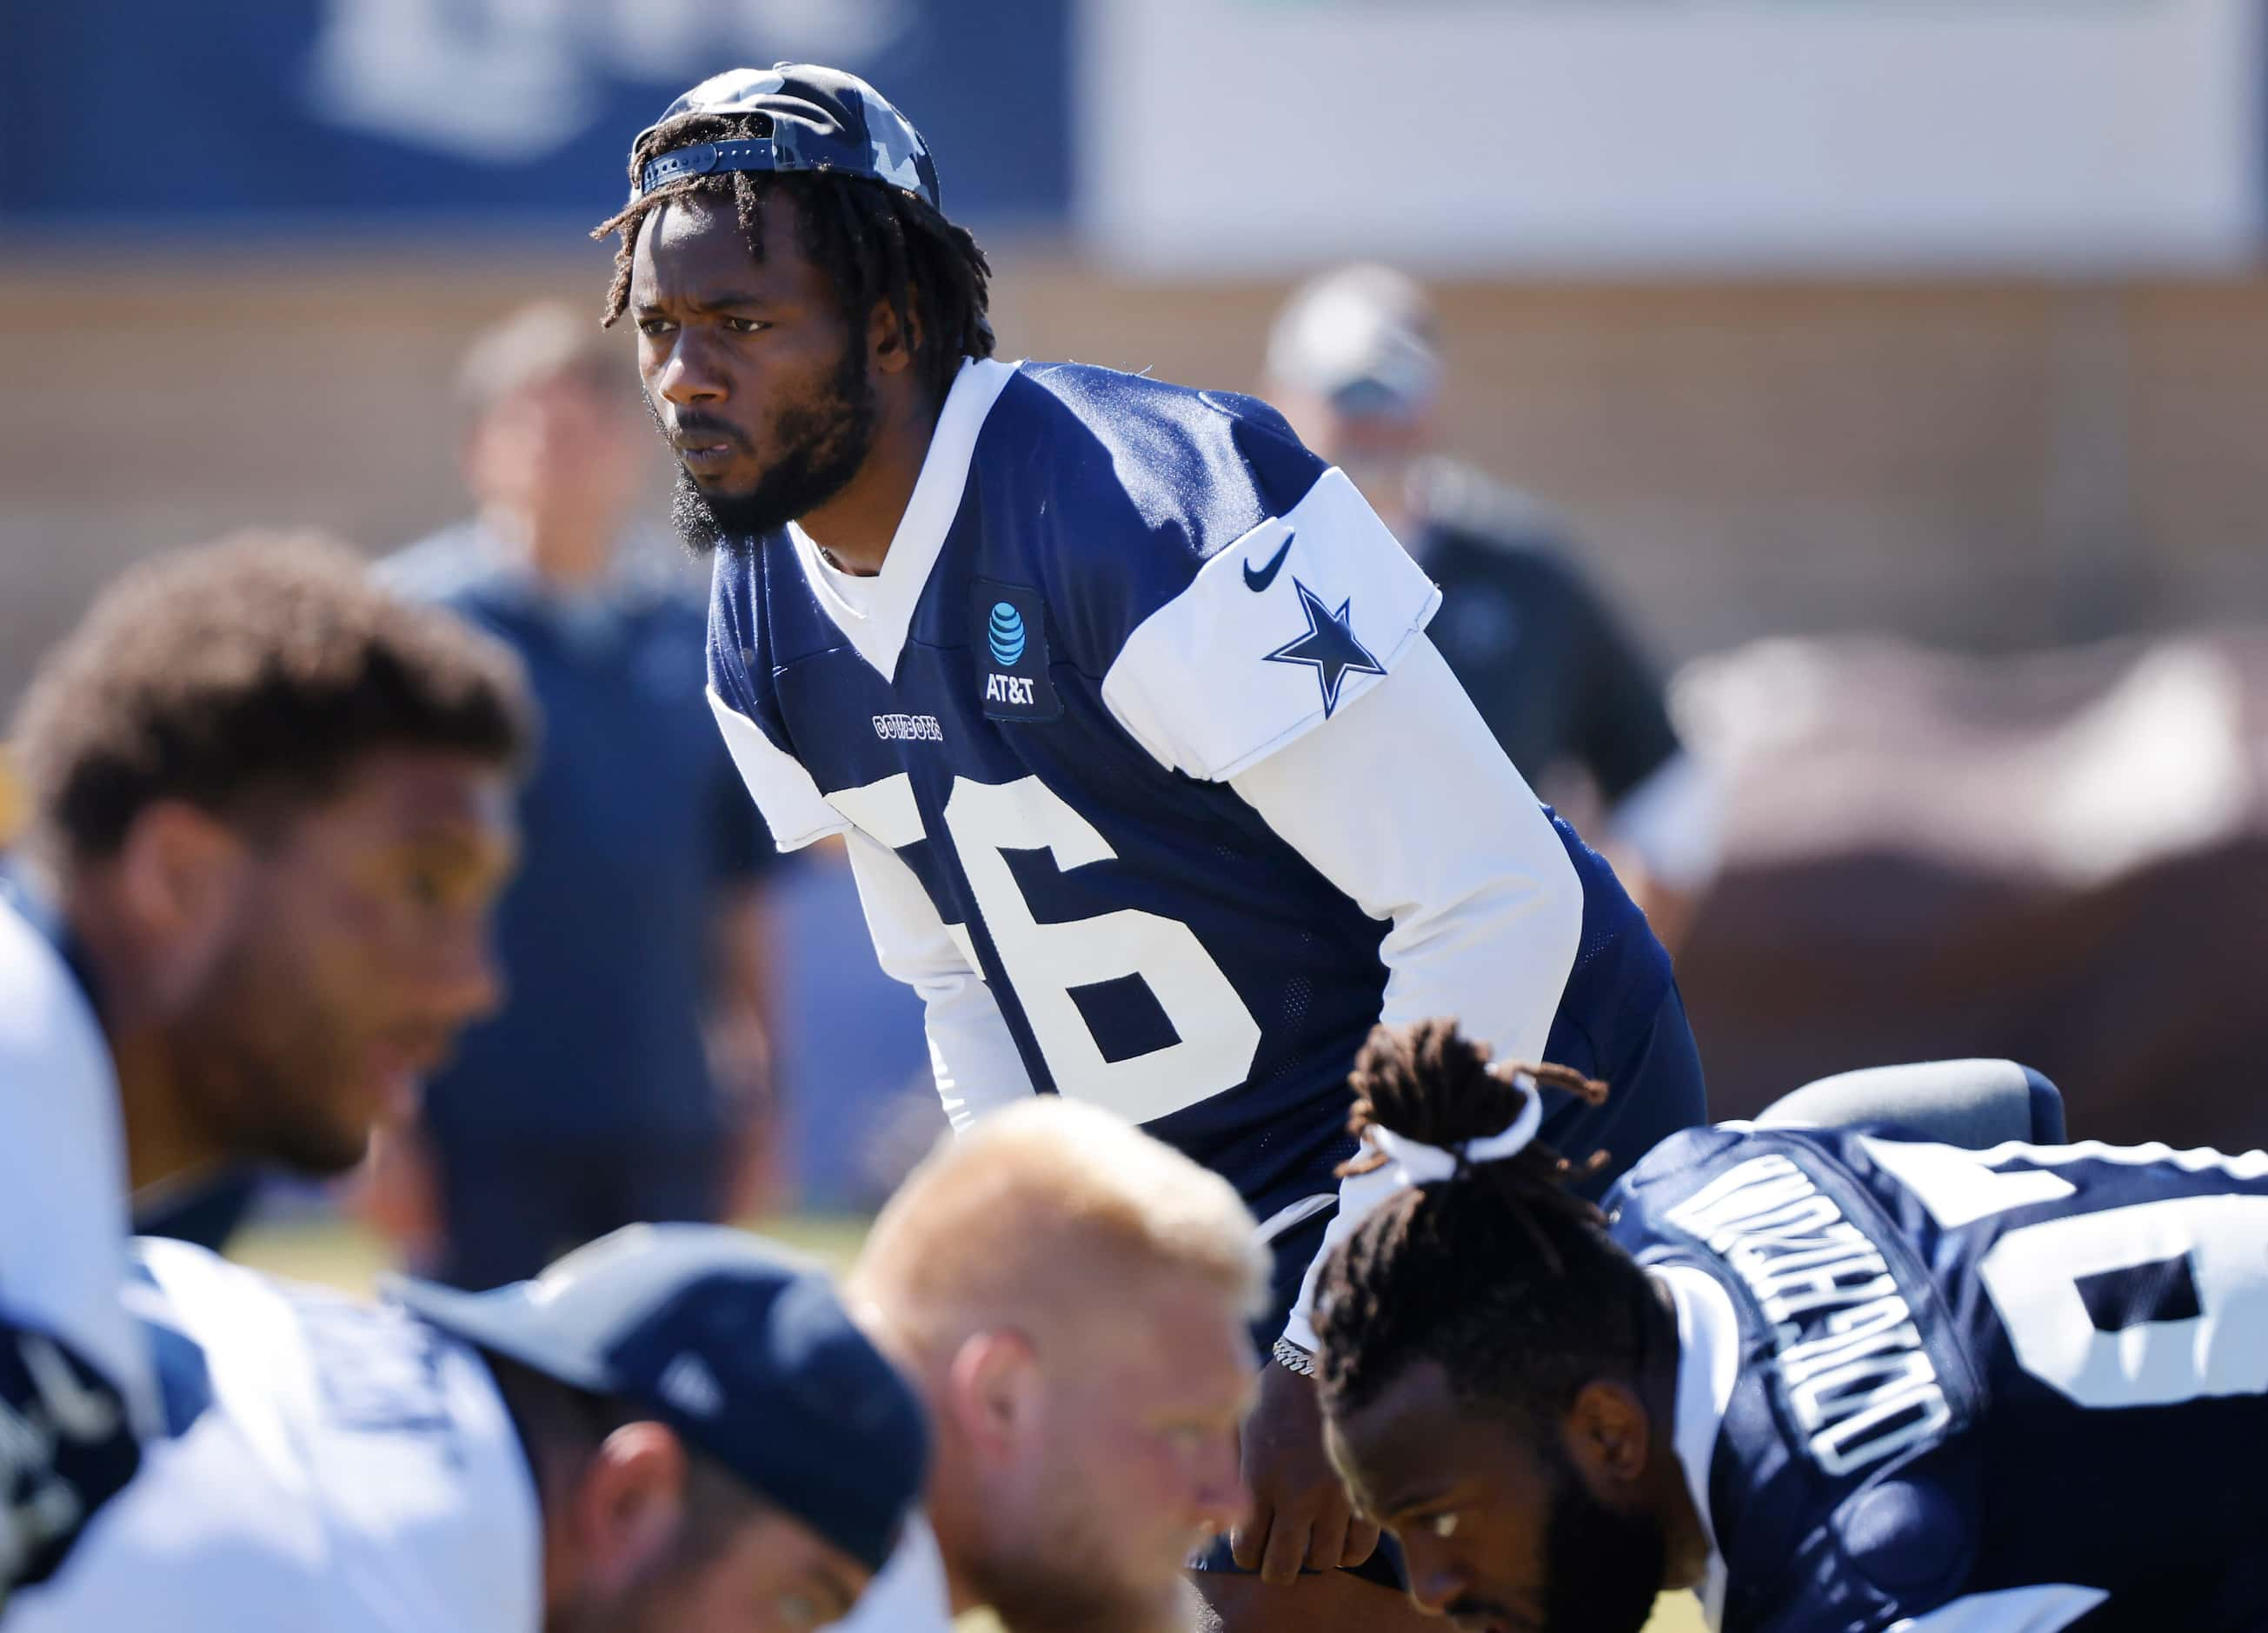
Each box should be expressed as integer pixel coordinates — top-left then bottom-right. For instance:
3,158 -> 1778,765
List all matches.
1230,1356 -> 1381,1584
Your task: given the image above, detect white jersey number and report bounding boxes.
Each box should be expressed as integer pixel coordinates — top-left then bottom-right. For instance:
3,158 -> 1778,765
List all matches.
834,773 -> 1260,1123
1861,1138 -> 2268,1409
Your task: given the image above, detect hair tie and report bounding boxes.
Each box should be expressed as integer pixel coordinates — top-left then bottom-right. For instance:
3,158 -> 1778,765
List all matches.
1367,1075 -> 1544,1187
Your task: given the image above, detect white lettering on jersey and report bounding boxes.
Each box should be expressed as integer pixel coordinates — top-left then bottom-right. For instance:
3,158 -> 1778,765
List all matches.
983,673 -> 1036,707
873,713 -> 945,743
1666,1154 -> 1952,1478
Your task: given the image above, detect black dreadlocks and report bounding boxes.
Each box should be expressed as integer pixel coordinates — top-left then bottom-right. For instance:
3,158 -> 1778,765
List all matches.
595,110 -> 994,407
1313,1018 -> 1662,1429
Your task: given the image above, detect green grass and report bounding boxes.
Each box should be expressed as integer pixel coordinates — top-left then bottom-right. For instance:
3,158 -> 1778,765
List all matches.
228,1215 -> 1706,1633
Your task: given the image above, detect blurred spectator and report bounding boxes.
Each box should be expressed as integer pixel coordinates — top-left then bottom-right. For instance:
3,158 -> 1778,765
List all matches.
376,302 -> 780,1288
1265,265 -> 1719,950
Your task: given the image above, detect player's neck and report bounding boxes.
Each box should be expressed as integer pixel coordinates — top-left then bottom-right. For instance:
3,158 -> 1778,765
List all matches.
795,383 -> 943,577
109,1029 -> 222,1198
64,890 -> 225,1195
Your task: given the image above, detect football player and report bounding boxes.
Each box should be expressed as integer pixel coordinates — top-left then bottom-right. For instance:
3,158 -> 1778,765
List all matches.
1314,1019 -> 2268,1632
8,1223 -> 925,1631
597,64 -> 1707,1630
0,537 -> 529,1597
835,1096 -> 1263,1633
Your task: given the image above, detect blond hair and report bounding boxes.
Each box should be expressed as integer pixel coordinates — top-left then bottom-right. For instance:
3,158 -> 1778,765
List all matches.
852,1098 -> 1267,1351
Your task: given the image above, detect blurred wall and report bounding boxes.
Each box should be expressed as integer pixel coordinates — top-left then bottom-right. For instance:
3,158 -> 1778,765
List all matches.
7,253 -> 2268,708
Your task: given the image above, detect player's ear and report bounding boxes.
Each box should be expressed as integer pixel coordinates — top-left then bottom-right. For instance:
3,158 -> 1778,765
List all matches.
868,295 -> 920,377
946,1328 -> 1041,1464
575,1421 -> 689,1593
1562,1379 -> 1653,1491
115,800 -> 253,984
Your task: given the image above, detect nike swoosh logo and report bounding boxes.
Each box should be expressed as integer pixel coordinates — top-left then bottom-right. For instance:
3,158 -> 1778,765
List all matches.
1242,531 -> 1294,592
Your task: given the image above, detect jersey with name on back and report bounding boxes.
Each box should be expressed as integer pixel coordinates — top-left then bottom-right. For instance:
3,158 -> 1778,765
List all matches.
7,1238 -> 542,1631
1609,1123 -> 2268,1632
708,359 -> 1669,1220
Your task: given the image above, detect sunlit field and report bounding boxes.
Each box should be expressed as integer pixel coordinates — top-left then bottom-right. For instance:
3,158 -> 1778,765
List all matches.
230,1215 -> 1706,1633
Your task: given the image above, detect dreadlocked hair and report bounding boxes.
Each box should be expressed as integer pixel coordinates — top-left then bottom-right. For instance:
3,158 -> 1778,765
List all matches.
594,110 -> 994,407
1313,1017 -> 1663,1429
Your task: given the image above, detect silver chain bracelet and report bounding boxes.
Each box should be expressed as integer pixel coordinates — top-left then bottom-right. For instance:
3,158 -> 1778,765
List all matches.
1271,1336 -> 1318,1376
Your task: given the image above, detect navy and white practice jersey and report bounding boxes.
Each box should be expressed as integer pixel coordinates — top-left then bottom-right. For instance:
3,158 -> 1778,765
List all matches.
0,888 -> 155,1599
9,1238 -> 540,1631
1610,1123 -> 2268,1633
709,358 -> 1673,1246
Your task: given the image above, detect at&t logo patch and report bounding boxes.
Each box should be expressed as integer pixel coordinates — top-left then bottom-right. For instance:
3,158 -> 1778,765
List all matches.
971,580 -> 1060,722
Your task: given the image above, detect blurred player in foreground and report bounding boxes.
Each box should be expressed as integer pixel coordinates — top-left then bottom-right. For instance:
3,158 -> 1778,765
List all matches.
10,1223 -> 924,1630
835,1097 -> 1261,1633
1314,1020 -> 2268,1632
0,537 -> 529,1598
1265,267 -> 1717,951
604,64 -> 1705,1631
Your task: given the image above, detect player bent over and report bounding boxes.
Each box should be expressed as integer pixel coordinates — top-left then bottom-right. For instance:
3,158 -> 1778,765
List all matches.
1314,1019 -> 2268,1633
9,1224 -> 924,1631
834,1096 -> 1261,1633
0,537 -> 530,1598
600,63 -> 1706,1630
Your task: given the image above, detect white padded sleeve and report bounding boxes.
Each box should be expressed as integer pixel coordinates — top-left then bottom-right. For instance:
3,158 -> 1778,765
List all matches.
706,686 -> 851,852
1101,467 -> 1441,782
0,902 -> 155,1434
1227,637 -> 1585,1350
840,830 -> 1036,1130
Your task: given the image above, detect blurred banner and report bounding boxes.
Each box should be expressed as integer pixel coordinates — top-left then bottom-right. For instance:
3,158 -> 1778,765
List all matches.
0,0 -> 1070,231
1081,0 -> 2265,274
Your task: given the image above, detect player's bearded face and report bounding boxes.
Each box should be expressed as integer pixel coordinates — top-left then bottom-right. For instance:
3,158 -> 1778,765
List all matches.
168,752 -> 512,1177
660,322 -> 877,557
963,1287 -> 1251,1633
1527,1438 -> 1668,1633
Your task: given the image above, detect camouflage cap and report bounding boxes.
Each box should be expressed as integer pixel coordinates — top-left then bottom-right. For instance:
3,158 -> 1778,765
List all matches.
631,63 -> 942,213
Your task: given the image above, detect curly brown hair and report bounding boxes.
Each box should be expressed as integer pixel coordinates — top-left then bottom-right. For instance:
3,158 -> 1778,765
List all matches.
1313,1018 -> 1662,1428
12,533 -> 535,866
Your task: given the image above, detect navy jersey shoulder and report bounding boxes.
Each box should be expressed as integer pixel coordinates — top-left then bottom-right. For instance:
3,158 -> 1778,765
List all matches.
983,363 -> 1329,674
1611,1124 -> 2268,1632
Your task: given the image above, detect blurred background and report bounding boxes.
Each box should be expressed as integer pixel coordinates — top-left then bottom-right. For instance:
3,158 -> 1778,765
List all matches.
6,0 -> 2268,1267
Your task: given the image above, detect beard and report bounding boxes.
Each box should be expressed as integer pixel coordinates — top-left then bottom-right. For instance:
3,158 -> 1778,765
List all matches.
965,1496 -> 1186,1633
663,338 -> 878,559
1533,1447 -> 1670,1633
170,929 -> 376,1179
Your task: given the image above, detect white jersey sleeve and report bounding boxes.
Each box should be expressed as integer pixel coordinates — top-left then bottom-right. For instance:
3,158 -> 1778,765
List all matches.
1225,638 -> 1585,1350
708,686 -> 852,851
0,893 -> 155,1596
1100,467 -> 1442,783
841,828 -> 1035,1129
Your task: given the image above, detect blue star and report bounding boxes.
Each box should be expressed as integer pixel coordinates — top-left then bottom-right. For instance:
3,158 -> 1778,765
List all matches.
1264,578 -> 1386,717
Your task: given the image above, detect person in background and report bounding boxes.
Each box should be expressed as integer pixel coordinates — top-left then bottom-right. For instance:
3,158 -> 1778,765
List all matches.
1265,265 -> 1719,952
380,301 -> 781,1289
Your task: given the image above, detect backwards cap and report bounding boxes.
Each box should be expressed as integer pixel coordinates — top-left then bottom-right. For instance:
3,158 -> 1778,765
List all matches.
631,63 -> 941,213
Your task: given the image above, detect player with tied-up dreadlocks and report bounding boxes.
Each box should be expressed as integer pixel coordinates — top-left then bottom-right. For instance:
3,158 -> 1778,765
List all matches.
592,63 -> 1707,1633
1314,1019 -> 2268,1633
